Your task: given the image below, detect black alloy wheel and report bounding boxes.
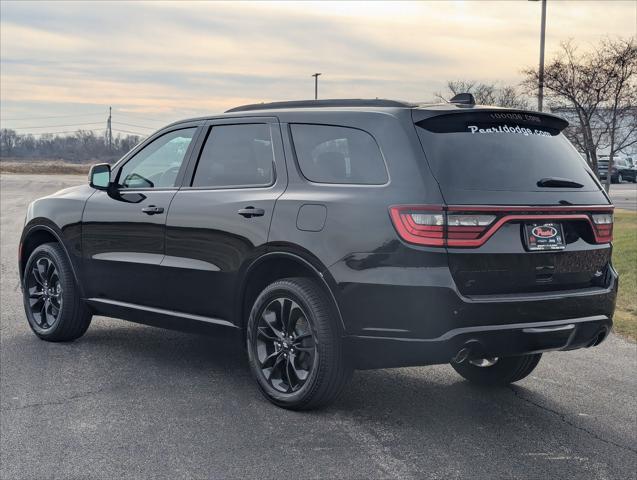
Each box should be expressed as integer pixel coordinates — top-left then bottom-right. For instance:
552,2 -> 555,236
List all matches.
23,243 -> 92,342
26,256 -> 63,330
255,297 -> 317,393
246,277 -> 352,410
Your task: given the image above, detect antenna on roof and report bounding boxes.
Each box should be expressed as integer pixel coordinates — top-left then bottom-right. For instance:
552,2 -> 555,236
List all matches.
449,93 -> 476,105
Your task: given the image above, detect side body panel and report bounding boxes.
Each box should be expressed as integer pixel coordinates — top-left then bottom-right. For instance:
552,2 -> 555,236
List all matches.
80,122 -> 203,308
268,109 -> 448,336
163,117 -> 288,322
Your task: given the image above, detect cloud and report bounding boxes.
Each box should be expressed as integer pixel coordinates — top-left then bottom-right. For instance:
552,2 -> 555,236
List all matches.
1,0 -> 635,129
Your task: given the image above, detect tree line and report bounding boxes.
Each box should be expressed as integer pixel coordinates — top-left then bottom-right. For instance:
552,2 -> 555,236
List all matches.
0,129 -> 142,164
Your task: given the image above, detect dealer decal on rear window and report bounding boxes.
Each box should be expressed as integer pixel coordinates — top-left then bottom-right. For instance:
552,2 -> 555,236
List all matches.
468,124 -> 552,137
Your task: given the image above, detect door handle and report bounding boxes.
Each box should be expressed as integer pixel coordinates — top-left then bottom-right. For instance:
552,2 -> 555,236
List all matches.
141,205 -> 164,215
237,206 -> 265,218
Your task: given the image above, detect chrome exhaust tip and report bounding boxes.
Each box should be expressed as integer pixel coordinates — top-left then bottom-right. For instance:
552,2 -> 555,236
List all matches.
452,347 -> 471,364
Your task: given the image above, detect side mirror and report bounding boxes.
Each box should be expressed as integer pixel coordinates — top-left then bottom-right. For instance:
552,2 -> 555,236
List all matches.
89,163 -> 111,190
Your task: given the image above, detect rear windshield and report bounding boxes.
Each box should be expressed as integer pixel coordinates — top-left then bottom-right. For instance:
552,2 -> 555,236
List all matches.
415,112 -> 599,192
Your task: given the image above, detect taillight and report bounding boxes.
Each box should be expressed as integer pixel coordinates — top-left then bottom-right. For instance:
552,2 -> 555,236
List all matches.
390,205 -> 614,247
389,206 -> 496,247
447,214 -> 496,241
389,206 -> 445,246
591,213 -> 613,243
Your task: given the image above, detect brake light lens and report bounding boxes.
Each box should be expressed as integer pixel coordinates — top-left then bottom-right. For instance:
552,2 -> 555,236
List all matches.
390,206 -> 614,247
389,206 -> 496,247
591,213 -> 613,243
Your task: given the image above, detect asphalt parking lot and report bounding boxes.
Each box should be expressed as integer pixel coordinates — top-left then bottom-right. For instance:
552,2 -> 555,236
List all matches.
1,174 -> 636,480
609,183 -> 637,211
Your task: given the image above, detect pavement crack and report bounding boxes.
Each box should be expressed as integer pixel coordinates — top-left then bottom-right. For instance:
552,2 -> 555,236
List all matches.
3,386 -> 115,411
509,386 -> 637,455
333,413 -> 416,479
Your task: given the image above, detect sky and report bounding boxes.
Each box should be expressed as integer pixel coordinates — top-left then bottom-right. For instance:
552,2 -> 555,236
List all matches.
1,0 -> 635,137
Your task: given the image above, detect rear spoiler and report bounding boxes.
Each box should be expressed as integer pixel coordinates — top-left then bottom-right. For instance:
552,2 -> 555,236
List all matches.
412,108 -> 569,133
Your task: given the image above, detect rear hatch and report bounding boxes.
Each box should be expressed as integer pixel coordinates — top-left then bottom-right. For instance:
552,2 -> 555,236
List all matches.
411,108 -> 614,296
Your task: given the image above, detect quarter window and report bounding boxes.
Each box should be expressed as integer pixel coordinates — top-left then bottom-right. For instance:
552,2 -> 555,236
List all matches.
118,128 -> 196,188
290,124 -> 387,184
192,124 -> 274,188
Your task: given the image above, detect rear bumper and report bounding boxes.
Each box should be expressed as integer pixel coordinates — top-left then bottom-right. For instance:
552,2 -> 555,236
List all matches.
329,255 -> 617,369
346,315 -> 612,369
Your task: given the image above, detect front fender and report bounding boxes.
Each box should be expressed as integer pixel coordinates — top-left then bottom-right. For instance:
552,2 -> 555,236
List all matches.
20,184 -> 95,293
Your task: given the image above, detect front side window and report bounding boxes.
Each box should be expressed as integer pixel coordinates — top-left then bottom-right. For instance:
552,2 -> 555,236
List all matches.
290,124 -> 388,184
192,124 -> 274,188
118,128 -> 196,188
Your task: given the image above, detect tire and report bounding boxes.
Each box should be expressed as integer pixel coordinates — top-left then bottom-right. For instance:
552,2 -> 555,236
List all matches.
22,243 -> 92,342
451,353 -> 541,386
246,277 -> 351,410
618,173 -> 623,183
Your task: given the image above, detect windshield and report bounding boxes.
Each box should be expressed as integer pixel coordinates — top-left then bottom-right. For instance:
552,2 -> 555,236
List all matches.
415,112 -> 599,192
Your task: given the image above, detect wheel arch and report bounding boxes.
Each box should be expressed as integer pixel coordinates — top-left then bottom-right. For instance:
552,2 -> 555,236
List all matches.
20,223 -> 83,296
236,250 -> 345,334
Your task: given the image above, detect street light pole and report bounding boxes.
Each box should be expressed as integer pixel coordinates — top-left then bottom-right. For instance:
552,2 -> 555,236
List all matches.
312,73 -> 322,100
538,0 -> 547,112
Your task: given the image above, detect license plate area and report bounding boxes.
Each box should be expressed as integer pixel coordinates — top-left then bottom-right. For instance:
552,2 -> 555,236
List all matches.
524,222 -> 565,251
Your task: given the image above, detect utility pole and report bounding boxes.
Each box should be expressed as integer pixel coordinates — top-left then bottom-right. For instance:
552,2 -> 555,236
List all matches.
536,0 -> 547,112
105,106 -> 113,149
312,73 -> 321,100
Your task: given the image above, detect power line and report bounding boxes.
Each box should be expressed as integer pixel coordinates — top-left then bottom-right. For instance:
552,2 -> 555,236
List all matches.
10,121 -> 104,130
112,128 -> 147,136
112,121 -> 155,130
113,111 -> 166,124
0,112 -> 104,121
28,129 -> 103,136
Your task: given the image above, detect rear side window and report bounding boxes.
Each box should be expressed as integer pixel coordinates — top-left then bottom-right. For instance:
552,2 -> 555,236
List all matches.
290,124 -> 388,184
192,124 -> 274,188
415,112 -> 599,192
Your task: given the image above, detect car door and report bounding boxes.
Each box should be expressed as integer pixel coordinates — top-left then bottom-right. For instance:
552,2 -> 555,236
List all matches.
163,117 -> 287,322
82,124 -> 201,308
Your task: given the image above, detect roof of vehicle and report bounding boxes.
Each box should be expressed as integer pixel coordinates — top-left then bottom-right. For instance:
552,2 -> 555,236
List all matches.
165,98 -> 568,129
223,98 -> 535,114
225,99 -> 418,112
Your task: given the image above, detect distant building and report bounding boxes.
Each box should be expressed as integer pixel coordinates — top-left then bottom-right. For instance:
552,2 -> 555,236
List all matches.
551,106 -> 637,158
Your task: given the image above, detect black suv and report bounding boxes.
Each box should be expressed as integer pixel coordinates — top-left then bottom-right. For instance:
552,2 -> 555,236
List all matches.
20,98 -> 617,410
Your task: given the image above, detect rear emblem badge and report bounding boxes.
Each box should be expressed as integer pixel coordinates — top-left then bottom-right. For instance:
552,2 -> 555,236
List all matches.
531,226 -> 558,239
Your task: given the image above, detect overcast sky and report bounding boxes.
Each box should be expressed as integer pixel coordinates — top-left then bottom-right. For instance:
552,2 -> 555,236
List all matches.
1,1 -> 635,136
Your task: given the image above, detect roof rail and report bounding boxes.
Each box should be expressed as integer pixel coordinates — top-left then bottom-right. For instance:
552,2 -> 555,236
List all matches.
225,99 -> 416,113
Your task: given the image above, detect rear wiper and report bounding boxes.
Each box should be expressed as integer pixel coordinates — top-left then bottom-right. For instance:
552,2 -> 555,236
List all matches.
537,177 -> 584,188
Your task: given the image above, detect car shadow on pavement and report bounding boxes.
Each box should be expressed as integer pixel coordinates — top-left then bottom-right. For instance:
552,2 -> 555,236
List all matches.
7,317 -> 624,453
76,321 -> 561,420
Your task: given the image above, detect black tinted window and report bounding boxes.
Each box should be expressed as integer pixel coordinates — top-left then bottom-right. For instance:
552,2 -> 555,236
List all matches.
290,124 -> 387,184
192,124 -> 274,188
416,113 -> 599,192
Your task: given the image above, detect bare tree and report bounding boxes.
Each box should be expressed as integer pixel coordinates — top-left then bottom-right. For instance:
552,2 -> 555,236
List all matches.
595,39 -> 637,190
522,38 -> 636,178
0,128 -> 19,156
435,80 -> 529,109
